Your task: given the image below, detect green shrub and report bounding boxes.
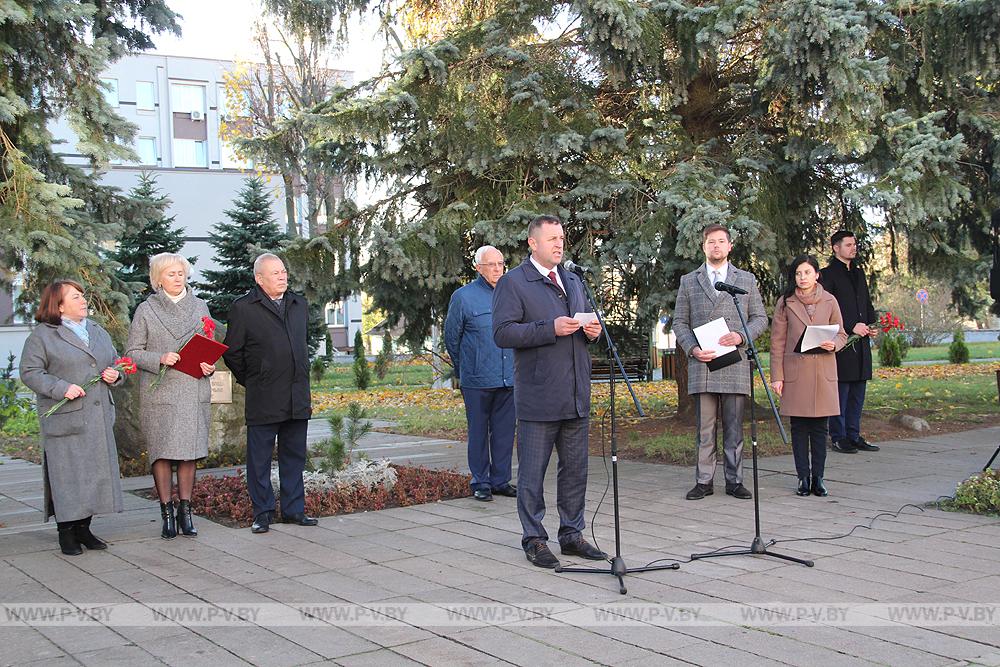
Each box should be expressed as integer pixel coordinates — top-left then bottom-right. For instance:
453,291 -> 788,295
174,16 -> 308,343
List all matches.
374,332 -> 394,379
1,352 -> 33,433
948,329 -> 970,364
311,357 -> 328,382
1,409 -> 39,436
950,469 -> 1000,515
353,355 -> 371,389
353,329 -> 365,360
323,331 -> 334,363
313,403 -> 372,474
878,331 -> 907,367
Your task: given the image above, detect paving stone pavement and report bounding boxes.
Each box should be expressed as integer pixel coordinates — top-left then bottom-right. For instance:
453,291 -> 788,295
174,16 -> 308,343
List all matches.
0,425 -> 998,666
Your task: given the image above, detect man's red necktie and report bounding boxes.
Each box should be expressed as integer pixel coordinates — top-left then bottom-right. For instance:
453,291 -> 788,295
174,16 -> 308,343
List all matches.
548,270 -> 564,294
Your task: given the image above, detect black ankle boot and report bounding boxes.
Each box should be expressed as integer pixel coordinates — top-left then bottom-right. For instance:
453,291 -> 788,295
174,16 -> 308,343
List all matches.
74,517 -> 108,550
796,476 -> 811,496
160,502 -> 177,539
175,500 -> 197,537
57,522 -> 83,556
812,476 -> 828,496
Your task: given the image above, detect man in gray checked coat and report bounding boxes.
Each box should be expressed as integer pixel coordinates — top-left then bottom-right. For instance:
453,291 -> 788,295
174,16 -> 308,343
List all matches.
672,224 -> 768,501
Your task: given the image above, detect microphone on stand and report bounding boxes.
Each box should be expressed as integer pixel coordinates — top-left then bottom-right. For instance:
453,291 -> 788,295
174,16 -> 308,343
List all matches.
563,259 -> 594,275
714,281 -> 748,295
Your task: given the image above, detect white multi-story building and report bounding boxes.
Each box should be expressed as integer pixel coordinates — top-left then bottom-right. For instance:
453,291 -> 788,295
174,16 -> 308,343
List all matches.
1,53 -> 364,362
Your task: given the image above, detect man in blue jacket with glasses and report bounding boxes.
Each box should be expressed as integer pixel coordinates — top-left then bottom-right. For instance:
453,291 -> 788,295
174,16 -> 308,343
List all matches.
445,245 -> 516,502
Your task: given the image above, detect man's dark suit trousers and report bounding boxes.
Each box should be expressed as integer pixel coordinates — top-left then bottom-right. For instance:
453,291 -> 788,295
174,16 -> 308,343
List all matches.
246,419 -> 308,518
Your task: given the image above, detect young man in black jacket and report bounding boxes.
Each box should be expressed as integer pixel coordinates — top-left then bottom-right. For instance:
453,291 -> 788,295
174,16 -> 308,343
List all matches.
823,231 -> 881,454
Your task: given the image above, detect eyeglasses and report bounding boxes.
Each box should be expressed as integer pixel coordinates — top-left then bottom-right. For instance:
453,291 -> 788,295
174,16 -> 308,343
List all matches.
478,262 -> 506,269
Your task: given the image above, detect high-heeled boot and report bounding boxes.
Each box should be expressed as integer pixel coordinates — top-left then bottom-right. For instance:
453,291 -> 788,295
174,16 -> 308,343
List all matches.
175,500 -> 197,537
796,476 -> 811,496
74,516 -> 108,550
57,522 -> 83,556
811,476 -> 828,497
160,502 -> 177,539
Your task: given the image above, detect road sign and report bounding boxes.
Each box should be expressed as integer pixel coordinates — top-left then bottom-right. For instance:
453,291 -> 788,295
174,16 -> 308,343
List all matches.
916,288 -> 929,304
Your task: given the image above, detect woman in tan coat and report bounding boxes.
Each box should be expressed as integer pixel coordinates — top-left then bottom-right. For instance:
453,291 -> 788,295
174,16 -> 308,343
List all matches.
770,255 -> 848,497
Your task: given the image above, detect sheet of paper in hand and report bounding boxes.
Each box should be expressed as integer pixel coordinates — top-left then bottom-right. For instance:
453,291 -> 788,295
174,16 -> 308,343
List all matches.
693,317 -> 741,371
573,312 -> 598,326
798,324 -> 839,353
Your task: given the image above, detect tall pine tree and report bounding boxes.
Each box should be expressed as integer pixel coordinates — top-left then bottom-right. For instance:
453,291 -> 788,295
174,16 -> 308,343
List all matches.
109,172 -> 189,309
0,1 -> 179,340
198,176 -> 287,320
293,0 -> 1000,350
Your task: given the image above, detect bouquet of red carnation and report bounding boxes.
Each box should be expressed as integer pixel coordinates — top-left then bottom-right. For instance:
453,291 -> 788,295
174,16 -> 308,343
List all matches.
150,316 -> 217,389
878,311 -> 904,333
44,357 -> 137,417
841,310 -> 904,353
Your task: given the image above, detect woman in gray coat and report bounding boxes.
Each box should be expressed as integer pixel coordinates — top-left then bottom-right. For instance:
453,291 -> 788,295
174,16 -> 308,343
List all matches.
126,253 -> 215,539
19,280 -> 126,556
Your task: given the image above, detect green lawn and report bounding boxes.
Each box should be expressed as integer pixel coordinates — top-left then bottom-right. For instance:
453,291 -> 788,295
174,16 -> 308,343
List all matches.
865,372 -> 998,418
902,341 -> 999,362
312,361 -> 435,390
745,340 -> 998,370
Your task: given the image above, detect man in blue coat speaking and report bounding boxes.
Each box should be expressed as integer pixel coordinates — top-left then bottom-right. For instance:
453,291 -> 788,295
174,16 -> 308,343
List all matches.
445,245 -> 516,502
493,215 -> 606,569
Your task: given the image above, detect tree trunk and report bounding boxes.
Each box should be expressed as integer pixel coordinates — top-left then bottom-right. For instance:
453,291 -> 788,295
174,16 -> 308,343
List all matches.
282,172 -> 297,236
674,348 -> 696,425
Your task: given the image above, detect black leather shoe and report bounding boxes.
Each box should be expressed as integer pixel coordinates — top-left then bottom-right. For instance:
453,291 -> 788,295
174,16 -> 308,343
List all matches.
74,518 -> 108,550
160,502 -> 177,539
57,524 -> 83,556
492,484 -> 517,497
852,437 -> 880,452
796,477 -> 811,496
280,513 -> 318,526
812,477 -> 828,496
176,500 -> 197,537
251,512 -> 271,534
560,537 -> 607,560
524,540 -> 560,568
832,440 -> 858,453
726,483 -> 752,499
473,488 -> 493,502
685,483 -> 714,500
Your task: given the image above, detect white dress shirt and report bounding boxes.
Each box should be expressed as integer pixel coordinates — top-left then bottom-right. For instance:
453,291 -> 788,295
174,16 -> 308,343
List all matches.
530,256 -> 564,292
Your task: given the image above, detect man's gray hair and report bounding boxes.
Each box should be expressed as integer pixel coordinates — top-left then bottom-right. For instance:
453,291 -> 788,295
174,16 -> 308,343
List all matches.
474,245 -> 501,264
253,252 -> 284,275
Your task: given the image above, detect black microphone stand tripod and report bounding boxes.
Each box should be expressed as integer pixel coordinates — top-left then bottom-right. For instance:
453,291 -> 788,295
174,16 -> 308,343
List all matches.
556,270 -> 680,594
689,287 -> 814,567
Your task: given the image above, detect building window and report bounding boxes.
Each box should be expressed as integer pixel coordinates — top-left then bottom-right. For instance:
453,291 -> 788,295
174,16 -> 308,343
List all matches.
169,82 -> 206,115
173,139 -> 207,168
134,137 -> 157,166
100,78 -> 119,107
136,81 -> 156,111
220,140 -> 252,170
326,300 -> 346,326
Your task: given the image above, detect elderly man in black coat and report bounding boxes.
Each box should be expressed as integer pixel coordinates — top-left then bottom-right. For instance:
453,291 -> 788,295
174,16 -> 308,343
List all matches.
493,215 -> 606,569
223,253 -> 318,533
823,231 -> 881,454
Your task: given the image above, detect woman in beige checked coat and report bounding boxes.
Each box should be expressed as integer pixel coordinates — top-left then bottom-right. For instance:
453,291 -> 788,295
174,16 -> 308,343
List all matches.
126,253 -> 215,539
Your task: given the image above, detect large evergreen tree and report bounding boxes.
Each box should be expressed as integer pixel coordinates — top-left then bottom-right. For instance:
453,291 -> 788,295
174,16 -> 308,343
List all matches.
198,176 -> 288,320
109,172 -> 189,308
0,1 -> 179,339
288,0 -> 999,351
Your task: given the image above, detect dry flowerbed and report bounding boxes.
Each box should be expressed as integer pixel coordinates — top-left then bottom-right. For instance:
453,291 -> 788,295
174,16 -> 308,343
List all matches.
170,464 -> 472,528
